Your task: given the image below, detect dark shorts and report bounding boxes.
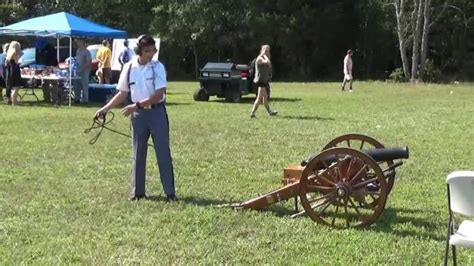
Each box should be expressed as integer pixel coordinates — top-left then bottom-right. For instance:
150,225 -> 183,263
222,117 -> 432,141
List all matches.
254,81 -> 270,90
102,68 -> 111,80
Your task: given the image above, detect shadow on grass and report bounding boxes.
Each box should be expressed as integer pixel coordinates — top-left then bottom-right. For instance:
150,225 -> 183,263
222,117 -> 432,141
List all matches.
370,207 -> 444,241
17,100 -> 192,108
250,204 -> 443,241
145,195 -> 230,206
211,97 -> 302,104
166,91 -> 187,95
14,100 -> 63,108
279,115 -> 335,121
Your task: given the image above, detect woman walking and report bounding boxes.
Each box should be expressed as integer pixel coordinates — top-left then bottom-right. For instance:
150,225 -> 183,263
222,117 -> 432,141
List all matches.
250,44 -> 277,118
5,41 -> 22,105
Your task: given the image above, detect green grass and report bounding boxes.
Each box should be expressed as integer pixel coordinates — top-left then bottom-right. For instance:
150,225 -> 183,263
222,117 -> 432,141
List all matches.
1,81 -> 474,264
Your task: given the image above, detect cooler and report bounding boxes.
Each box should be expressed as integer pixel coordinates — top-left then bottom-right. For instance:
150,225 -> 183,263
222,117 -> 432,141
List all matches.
89,83 -> 117,103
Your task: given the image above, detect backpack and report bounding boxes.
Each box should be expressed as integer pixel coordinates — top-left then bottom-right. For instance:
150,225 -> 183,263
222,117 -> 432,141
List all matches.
121,49 -> 130,64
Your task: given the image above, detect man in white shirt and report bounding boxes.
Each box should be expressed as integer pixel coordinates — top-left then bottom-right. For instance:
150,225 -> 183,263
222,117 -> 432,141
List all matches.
341,49 -> 354,92
95,35 -> 177,202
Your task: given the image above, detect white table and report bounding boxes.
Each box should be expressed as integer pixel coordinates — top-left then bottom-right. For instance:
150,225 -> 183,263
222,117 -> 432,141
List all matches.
21,75 -> 81,103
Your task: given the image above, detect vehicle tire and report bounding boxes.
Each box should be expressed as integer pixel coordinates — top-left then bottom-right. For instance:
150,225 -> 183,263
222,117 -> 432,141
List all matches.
193,88 -> 209,101
225,88 -> 241,103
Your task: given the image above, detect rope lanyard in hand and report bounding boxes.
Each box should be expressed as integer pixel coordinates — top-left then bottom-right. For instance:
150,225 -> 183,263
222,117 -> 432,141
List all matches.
84,111 -> 129,144
84,111 -> 153,147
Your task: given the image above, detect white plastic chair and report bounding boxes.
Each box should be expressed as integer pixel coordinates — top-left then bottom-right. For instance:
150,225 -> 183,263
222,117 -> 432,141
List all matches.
445,171 -> 474,265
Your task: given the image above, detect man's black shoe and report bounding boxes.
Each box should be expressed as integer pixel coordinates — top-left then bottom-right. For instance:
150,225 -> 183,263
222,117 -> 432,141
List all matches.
129,195 -> 147,201
165,194 -> 179,202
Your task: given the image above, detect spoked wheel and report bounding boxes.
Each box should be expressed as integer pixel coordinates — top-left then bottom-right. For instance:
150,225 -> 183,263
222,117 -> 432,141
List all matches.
323,133 -> 396,194
299,147 -> 388,228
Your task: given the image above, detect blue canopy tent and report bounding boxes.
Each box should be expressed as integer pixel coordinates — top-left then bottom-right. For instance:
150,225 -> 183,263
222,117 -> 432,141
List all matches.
0,12 -> 127,106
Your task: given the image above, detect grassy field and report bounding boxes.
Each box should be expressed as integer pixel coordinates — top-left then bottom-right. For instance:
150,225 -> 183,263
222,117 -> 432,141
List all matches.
1,81 -> 473,264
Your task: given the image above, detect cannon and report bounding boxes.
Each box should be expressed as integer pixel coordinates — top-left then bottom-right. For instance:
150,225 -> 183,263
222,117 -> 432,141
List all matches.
232,133 -> 409,228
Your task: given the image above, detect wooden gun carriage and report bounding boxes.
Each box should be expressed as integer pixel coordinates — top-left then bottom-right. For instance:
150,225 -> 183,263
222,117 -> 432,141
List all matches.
233,134 -> 409,228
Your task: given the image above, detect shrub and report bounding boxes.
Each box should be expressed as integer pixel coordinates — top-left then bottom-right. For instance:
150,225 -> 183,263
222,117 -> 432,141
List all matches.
388,68 -> 406,83
423,59 -> 442,83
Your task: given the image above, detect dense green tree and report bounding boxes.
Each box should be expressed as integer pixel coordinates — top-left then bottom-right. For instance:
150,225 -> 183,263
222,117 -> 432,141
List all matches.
1,0 -> 472,81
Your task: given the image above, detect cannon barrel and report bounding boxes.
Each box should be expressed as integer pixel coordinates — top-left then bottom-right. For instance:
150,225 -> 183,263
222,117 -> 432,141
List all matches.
301,146 -> 409,166
362,146 -> 409,162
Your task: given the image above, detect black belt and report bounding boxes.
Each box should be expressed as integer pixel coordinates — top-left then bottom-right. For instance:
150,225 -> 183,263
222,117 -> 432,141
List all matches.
140,102 -> 164,109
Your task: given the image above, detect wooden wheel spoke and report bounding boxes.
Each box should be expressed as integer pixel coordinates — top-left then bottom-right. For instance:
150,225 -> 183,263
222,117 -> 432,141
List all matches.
349,163 -> 368,184
345,157 -> 355,181
310,197 -> 336,210
348,198 -> 363,216
317,159 -> 346,176
331,201 -> 340,226
307,174 -> 318,181
353,177 -> 379,189
336,160 -> 345,181
346,139 -> 351,147
307,191 -> 335,204
317,198 -> 334,215
359,140 -> 365,150
369,194 -> 378,201
358,200 -> 376,210
305,184 -> 335,192
343,200 -> 350,227
317,172 -> 337,186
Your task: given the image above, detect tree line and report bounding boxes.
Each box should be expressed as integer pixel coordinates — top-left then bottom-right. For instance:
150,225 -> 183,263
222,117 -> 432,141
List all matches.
0,0 -> 473,82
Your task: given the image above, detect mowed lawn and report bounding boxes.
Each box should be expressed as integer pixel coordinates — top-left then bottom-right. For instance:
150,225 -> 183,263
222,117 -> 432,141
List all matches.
1,81 -> 473,264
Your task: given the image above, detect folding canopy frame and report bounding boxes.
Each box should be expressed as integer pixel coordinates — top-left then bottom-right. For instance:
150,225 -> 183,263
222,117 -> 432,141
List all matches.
0,12 -> 127,106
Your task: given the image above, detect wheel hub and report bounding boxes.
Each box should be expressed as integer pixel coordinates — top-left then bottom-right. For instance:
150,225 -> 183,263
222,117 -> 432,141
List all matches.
336,183 -> 351,199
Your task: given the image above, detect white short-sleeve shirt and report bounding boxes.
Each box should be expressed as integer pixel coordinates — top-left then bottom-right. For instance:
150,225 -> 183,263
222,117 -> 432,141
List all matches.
343,55 -> 353,75
117,58 -> 167,103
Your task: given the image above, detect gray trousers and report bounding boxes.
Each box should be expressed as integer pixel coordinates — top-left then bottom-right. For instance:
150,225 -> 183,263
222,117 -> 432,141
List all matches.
73,72 -> 90,102
130,104 -> 175,197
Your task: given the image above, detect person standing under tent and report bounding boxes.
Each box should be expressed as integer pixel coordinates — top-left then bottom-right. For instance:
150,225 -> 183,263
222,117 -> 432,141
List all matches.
94,35 -> 178,202
5,41 -> 23,106
118,40 -> 132,71
0,43 -> 9,101
73,38 -> 92,104
96,40 -> 112,84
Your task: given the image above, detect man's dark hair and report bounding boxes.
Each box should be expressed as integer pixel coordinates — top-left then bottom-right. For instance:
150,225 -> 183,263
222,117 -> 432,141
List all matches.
138,35 -> 155,49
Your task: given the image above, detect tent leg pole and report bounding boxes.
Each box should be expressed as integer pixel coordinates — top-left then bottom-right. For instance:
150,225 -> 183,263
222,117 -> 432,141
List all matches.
56,37 -> 60,63
69,36 -> 72,107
